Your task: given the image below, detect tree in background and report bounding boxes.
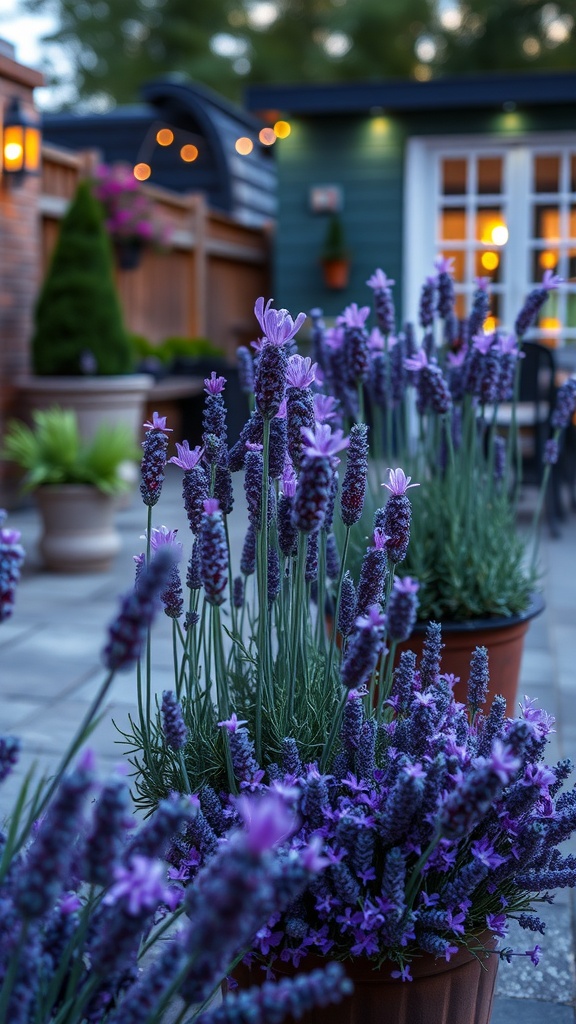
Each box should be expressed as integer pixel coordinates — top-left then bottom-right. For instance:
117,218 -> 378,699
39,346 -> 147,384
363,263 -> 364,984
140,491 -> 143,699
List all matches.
23,0 -> 576,109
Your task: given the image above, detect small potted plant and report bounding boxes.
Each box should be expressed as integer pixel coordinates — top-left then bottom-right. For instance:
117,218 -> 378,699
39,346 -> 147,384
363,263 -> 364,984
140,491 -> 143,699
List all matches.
92,162 -> 172,269
18,180 -> 152,443
2,407 -> 138,571
320,213 -> 351,290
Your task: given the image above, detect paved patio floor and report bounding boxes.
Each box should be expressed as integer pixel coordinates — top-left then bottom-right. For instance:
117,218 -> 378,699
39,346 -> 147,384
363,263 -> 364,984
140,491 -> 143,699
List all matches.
1,472 -> 576,1022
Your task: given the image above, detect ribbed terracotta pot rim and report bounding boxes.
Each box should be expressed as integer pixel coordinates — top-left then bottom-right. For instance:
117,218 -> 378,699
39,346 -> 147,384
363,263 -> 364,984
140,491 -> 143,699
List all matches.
412,590 -> 545,636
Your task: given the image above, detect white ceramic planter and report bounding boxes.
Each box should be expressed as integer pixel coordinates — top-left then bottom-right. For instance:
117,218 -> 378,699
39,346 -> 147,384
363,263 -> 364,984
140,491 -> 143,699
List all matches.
36,485 -> 121,573
16,374 -> 153,442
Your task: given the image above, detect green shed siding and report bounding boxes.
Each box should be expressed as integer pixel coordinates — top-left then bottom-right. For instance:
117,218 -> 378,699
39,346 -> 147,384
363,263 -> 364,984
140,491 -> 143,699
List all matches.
273,103 -> 576,324
275,116 -> 405,319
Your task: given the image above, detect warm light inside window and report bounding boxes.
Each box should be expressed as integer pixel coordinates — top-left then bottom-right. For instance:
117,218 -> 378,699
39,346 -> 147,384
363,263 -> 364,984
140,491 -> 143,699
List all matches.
259,127 -> 276,146
484,316 -> 498,333
156,128 -> 174,146
539,250 -> 558,270
273,120 -> 291,138
540,317 -> 561,330
235,137 -> 254,155
481,251 -> 499,271
180,144 -> 198,162
490,224 -> 509,246
133,162 -> 151,181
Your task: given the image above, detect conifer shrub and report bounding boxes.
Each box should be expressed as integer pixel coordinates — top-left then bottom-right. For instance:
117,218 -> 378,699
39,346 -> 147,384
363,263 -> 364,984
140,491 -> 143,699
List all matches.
32,181 -> 134,376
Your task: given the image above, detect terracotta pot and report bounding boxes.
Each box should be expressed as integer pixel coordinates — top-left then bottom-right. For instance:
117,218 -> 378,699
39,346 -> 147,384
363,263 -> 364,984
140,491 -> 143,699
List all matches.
36,485 -> 121,573
321,258 -> 350,290
395,593 -> 545,714
229,932 -> 498,1024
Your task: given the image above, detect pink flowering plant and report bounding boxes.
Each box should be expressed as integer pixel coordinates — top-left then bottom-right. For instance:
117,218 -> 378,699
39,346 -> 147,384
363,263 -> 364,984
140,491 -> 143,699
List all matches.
310,264 -> 576,622
92,163 -> 172,248
114,299 -> 576,983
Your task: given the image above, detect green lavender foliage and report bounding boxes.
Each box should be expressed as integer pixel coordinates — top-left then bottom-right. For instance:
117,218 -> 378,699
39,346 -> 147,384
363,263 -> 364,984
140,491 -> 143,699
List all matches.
31,181 -> 133,376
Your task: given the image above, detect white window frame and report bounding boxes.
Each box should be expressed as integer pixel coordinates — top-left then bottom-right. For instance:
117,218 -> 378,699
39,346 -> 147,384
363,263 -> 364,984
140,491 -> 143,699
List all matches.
404,132 -> 576,345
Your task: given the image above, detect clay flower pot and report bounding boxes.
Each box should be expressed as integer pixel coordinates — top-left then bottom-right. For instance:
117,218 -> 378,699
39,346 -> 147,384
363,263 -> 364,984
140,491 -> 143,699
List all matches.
321,257 -> 351,290
230,932 -> 498,1024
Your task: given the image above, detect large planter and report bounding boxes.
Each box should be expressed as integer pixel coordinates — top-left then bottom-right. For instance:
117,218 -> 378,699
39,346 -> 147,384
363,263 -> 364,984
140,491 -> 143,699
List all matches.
396,593 -> 545,713
16,374 -> 153,444
36,485 -> 121,573
230,933 -> 498,1024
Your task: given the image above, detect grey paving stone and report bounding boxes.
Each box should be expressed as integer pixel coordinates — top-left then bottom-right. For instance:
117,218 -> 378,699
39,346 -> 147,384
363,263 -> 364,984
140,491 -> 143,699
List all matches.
491,996 -> 575,1023
496,904 -> 575,1002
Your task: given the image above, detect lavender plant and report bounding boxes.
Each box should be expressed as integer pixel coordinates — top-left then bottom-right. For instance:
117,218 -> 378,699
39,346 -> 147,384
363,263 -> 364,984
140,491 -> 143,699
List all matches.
0,514 -> 350,1024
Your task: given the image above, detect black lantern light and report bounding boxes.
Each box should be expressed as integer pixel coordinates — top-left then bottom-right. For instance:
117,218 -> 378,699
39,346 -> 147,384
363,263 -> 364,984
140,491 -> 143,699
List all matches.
2,96 -> 41,184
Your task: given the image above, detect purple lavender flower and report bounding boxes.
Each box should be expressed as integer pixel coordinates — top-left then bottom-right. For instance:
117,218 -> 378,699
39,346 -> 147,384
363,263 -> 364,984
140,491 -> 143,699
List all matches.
150,526 -> 183,619
338,302 -> 371,384
244,446 -> 265,530
439,740 -> 520,838
551,378 -> 576,430
391,649 -> 417,714
140,413 -> 171,506
544,438 -> 559,465
473,334 -> 500,405
378,468 -> 419,564
268,545 -> 281,603
0,735 -> 20,782
162,690 -> 188,751
103,547 -> 175,671
240,524 -> 257,575
314,393 -> 340,424
305,531 -> 319,584
170,443 -> 209,535
419,275 -> 437,329
202,963 -> 351,1022
286,386 -> 316,470
419,621 -> 443,689
356,529 -> 388,617
254,339 -> 288,420
340,423 -> 369,527
233,575 -> 245,608
219,721 -> 263,789
467,646 -> 489,716
367,269 -> 396,335
468,278 -> 491,338
337,571 -> 357,639
187,539 -> 201,590
386,576 -> 419,642
292,426 -> 349,535
83,777 -> 130,887
237,345 -> 255,394
199,498 -> 229,606
341,606 -> 386,690
254,296 -> 306,348
203,373 -> 228,445
16,751 -> 95,918
214,444 -> 234,515
515,271 -> 562,337
435,255 -> 455,319
326,533 -> 341,580
0,519 -> 25,623
269,415 -> 288,478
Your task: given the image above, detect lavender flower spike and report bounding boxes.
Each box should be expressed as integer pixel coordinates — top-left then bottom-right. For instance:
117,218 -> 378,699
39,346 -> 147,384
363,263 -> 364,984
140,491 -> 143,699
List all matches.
169,440 -> 204,471
0,518 -> 25,623
340,422 -> 369,527
162,690 -> 188,751
386,575 -> 420,642
199,498 -> 229,606
378,468 -> 419,565
301,423 -> 349,462
254,297 -> 307,347
292,425 -> 349,534
341,605 -> 386,690
286,354 -> 318,388
140,413 -> 171,507
103,546 -> 175,671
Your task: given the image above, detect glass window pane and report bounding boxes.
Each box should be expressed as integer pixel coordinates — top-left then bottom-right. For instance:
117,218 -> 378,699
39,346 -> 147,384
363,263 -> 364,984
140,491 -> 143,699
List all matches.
441,158 -> 467,195
454,293 -> 466,319
571,155 -> 576,193
477,157 -> 502,195
532,249 -> 559,281
476,208 -> 507,246
534,155 -> 560,193
532,205 -> 560,242
537,292 -> 561,339
439,207 -> 466,240
438,250 -> 465,282
566,291 -> 576,328
475,249 -> 502,283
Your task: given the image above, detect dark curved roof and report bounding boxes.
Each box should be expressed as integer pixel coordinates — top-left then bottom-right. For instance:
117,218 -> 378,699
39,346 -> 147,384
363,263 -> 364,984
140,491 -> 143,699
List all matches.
43,77 -> 276,227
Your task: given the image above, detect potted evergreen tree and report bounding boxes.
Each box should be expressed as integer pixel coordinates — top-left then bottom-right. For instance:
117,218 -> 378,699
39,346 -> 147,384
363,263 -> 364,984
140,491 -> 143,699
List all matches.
320,213 -> 351,290
17,181 -> 152,442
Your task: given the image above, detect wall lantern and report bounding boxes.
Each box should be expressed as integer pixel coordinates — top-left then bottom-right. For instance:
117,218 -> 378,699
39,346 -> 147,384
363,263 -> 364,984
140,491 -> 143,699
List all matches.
2,97 -> 41,184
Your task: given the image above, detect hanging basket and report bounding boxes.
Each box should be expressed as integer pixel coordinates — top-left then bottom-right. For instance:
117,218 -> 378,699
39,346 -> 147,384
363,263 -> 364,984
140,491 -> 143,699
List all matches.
321,258 -> 351,290
229,932 -> 499,1024
114,237 -> 144,270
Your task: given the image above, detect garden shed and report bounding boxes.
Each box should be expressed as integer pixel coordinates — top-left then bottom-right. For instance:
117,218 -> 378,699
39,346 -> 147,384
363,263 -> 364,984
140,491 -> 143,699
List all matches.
246,71 -> 576,348
43,77 -> 277,227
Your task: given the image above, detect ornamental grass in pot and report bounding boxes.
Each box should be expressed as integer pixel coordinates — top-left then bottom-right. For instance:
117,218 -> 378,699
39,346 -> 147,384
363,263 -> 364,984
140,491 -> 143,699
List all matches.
110,300 -> 576,1024
2,407 -> 138,571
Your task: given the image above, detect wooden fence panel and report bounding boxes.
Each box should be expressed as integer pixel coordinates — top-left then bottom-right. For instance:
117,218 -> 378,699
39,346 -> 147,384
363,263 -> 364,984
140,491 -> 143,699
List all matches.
39,145 -> 272,360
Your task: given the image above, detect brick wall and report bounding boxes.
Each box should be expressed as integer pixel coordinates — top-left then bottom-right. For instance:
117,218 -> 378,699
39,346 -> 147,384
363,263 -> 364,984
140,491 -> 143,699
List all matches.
0,53 -> 43,505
